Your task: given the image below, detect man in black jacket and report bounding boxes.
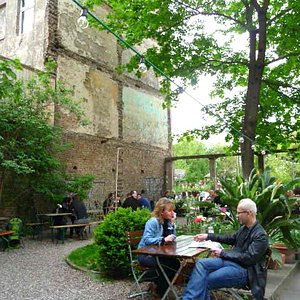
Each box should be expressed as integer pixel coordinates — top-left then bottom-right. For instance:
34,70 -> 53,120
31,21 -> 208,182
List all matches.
182,198 -> 269,300
122,190 -> 139,210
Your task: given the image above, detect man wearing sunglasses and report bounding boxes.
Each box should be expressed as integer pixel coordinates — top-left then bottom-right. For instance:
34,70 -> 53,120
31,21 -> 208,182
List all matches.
183,198 -> 269,300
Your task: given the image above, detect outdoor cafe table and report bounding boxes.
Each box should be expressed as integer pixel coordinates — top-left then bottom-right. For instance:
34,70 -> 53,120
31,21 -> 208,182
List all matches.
36,213 -> 73,225
36,213 -> 73,239
132,235 -> 209,300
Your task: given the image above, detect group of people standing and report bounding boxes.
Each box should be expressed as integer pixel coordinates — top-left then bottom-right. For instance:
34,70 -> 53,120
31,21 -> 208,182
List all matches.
103,190 -> 152,215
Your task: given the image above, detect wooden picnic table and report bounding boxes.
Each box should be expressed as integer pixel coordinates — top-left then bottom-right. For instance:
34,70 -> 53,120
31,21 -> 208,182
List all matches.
0,230 -> 15,250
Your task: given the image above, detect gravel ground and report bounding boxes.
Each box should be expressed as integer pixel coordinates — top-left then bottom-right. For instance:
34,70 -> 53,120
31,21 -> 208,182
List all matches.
0,237 -> 132,300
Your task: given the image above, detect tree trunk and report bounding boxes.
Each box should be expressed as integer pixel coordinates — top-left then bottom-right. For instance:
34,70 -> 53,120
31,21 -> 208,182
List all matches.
241,3 -> 268,179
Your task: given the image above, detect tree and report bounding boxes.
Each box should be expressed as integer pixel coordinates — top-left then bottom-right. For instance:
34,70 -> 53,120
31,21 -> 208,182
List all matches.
0,59 -> 87,207
85,0 -> 300,178
173,139 -> 209,182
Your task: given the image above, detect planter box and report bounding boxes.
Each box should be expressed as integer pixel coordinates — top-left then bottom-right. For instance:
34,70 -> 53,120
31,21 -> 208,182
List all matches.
268,253 -> 285,270
272,243 -> 297,264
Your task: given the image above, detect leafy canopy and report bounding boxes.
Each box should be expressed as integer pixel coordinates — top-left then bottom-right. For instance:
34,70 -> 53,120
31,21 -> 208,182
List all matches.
85,0 -> 300,156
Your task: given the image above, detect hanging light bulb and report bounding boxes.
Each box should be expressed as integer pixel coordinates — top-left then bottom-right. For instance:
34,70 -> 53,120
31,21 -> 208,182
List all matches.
238,136 -> 244,143
138,57 -> 148,74
77,8 -> 89,29
261,150 -> 266,155
178,87 -> 184,94
251,143 -> 256,150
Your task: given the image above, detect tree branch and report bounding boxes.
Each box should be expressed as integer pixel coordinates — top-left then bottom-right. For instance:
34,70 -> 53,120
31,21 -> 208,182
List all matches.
265,52 -> 300,66
173,0 -> 247,28
179,59 -> 249,73
251,0 -> 261,11
263,80 -> 298,102
158,12 -> 199,35
263,79 -> 300,93
267,7 -> 294,25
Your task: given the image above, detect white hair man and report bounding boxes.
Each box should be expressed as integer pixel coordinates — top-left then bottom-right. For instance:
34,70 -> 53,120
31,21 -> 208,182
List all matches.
182,198 -> 269,300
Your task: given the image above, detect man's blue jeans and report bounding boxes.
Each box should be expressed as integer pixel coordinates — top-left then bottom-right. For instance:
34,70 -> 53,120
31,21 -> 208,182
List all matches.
182,258 -> 248,300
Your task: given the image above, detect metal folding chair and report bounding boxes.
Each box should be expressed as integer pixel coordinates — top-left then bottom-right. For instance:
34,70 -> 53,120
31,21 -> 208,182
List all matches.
125,230 -> 159,299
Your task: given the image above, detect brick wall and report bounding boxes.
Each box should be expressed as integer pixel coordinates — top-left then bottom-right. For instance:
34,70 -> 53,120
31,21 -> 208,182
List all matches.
59,132 -> 169,207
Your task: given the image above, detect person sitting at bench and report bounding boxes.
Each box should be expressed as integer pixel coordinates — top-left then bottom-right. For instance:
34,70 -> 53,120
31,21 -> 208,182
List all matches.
182,198 -> 269,300
66,194 -> 89,238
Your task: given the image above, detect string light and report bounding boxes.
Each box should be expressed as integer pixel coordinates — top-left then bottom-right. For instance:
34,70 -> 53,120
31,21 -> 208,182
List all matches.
77,7 -> 89,29
178,87 -> 184,94
71,0 -> 269,153
238,136 -> 244,144
251,143 -> 256,150
138,57 -> 148,74
261,150 -> 266,155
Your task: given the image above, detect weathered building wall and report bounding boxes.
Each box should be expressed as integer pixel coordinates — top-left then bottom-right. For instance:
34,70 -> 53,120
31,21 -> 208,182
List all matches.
0,0 -> 47,69
0,0 -> 172,209
58,132 -> 167,206
122,87 -> 168,149
53,1 -> 171,206
55,55 -> 120,138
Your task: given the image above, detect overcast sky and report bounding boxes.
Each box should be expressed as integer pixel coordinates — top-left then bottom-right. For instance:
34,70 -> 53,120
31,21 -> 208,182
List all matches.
170,75 -> 227,145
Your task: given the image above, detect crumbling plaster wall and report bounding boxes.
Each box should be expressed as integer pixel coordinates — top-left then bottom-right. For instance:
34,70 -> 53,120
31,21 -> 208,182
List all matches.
55,1 -> 171,204
56,55 -> 119,138
0,0 -> 47,69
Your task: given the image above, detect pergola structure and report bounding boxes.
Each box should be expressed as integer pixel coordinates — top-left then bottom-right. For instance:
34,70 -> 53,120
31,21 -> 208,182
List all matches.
164,148 -> 299,190
164,152 -> 266,190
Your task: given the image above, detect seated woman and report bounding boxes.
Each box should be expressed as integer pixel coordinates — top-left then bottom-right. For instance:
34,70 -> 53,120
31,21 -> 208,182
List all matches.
137,197 -> 180,298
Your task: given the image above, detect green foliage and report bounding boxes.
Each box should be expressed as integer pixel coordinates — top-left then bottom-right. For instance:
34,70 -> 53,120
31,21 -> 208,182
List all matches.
173,139 -> 209,182
173,139 -> 240,186
65,174 -> 95,201
93,208 -> 151,278
33,173 -> 95,204
0,58 -> 88,209
219,167 -> 300,248
265,153 -> 300,183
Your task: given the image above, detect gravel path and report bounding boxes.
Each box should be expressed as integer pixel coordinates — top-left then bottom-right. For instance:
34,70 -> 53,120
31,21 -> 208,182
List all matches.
0,238 -> 132,300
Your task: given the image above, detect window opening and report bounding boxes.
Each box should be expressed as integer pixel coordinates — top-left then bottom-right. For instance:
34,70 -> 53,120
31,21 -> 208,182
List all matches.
20,0 -> 34,34
0,1 -> 6,40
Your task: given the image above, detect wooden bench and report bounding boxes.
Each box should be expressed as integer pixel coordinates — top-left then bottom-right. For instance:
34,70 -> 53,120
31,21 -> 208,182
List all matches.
49,221 -> 102,243
26,222 -> 48,239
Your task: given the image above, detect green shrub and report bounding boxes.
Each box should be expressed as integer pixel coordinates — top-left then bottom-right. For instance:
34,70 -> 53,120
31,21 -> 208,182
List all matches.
94,208 -> 151,278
